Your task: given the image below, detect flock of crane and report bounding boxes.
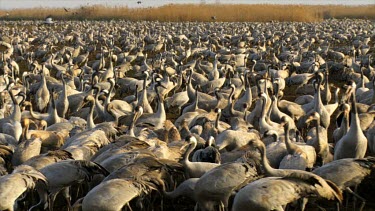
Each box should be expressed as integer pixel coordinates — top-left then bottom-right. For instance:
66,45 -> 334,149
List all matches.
0,18 -> 374,211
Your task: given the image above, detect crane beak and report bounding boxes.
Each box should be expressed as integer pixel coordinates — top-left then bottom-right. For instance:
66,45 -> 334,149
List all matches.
77,100 -> 89,112
159,84 -> 167,89
345,85 -> 352,94
93,162 -> 110,176
280,121 -> 287,127
132,110 -> 140,123
179,142 -> 189,151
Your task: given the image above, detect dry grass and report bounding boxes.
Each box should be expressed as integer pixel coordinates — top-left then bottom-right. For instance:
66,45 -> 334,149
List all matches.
0,4 -> 374,22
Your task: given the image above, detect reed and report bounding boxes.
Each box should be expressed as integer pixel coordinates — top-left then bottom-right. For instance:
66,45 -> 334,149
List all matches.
0,4 -> 374,22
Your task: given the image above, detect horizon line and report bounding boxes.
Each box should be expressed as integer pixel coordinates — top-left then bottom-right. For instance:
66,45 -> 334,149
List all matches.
1,2 -> 374,10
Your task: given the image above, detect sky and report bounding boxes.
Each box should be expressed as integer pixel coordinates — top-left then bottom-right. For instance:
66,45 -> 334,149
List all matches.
0,0 -> 374,9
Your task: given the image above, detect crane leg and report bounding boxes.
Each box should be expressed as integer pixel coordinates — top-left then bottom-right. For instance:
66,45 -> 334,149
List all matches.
300,197 -> 308,211
222,198 -> 229,211
194,203 -> 199,211
74,183 -> 82,202
16,192 -> 28,209
316,205 -> 326,211
218,201 -> 228,211
218,202 -> 223,211
61,187 -> 72,210
48,191 -> 59,211
275,206 -> 284,211
353,186 -> 358,211
160,194 -> 164,211
307,201 -> 328,211
345,190 -> 349,211
126,202 -> 133,211
345,187 -> 366,211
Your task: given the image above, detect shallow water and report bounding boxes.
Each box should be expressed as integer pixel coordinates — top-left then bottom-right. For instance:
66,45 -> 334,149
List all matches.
1,0 -> 374,10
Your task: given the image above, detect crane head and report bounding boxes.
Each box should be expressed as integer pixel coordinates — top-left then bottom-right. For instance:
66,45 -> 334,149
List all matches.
88,162 -> 110,176
185,135 -> 197,145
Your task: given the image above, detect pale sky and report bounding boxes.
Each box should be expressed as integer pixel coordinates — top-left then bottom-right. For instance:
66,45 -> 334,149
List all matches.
0,0 -> 374,9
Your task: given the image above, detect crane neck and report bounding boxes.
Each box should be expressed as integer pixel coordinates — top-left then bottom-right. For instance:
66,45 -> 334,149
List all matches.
244,72 -> 250,88
106,104 -> 118,125
194,88 -> 199,110
271,96 -> 280,114
50,96 -> 60,124
87,99 -> 95,130
22,119 -> 30,141
334,89 -> 339,104
266,99 -> 274,124
274,81 -> 280,99
187,71 -> 196,101
94,88 -> 105,115
41,73 -> 47,84
105,80 -> 115,106
230,99 -> 238,116
314,79 -> 325,124
263,78 -> 268,94
139,78 -> 150,109
154,86 -> 166,122
350,90 -> 361,133
325,72 -> 329,89
18,93 -> 26,108
360,69 -> 365,88
9,90 -> 21,122
215,111 -> 221,129
244,83 -> 252,108
343,110 -> 350,134
251,61 -> 256,72
80,78 -> 86,92
143,74 -> 148,90
258,141 -> 282,177
128,110 -> 141,137
260,96 -> 268,121
61,75 -> 67,96
213,57 -> 218,70
183,140 -> 197,163
314,117 -> 322,153
315,79 -> 322,105
284,123 -> 298,154
109,56 -> 113,70
28,100 -> 46,121
134,85 -> 139,102
229,86 -> 235,104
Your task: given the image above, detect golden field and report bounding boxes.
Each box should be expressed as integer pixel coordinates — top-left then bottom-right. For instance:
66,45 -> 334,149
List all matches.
0,4 -> 374,22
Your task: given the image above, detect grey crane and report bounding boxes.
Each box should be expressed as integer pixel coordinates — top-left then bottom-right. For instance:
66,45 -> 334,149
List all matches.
182,135 -> 220,178
334,82 -> 368,160
232,139 -> 342,211
195,150 -> 263,211
0,165 -> 48,211
40,160 -> 109,210
313,157 -> 375,211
